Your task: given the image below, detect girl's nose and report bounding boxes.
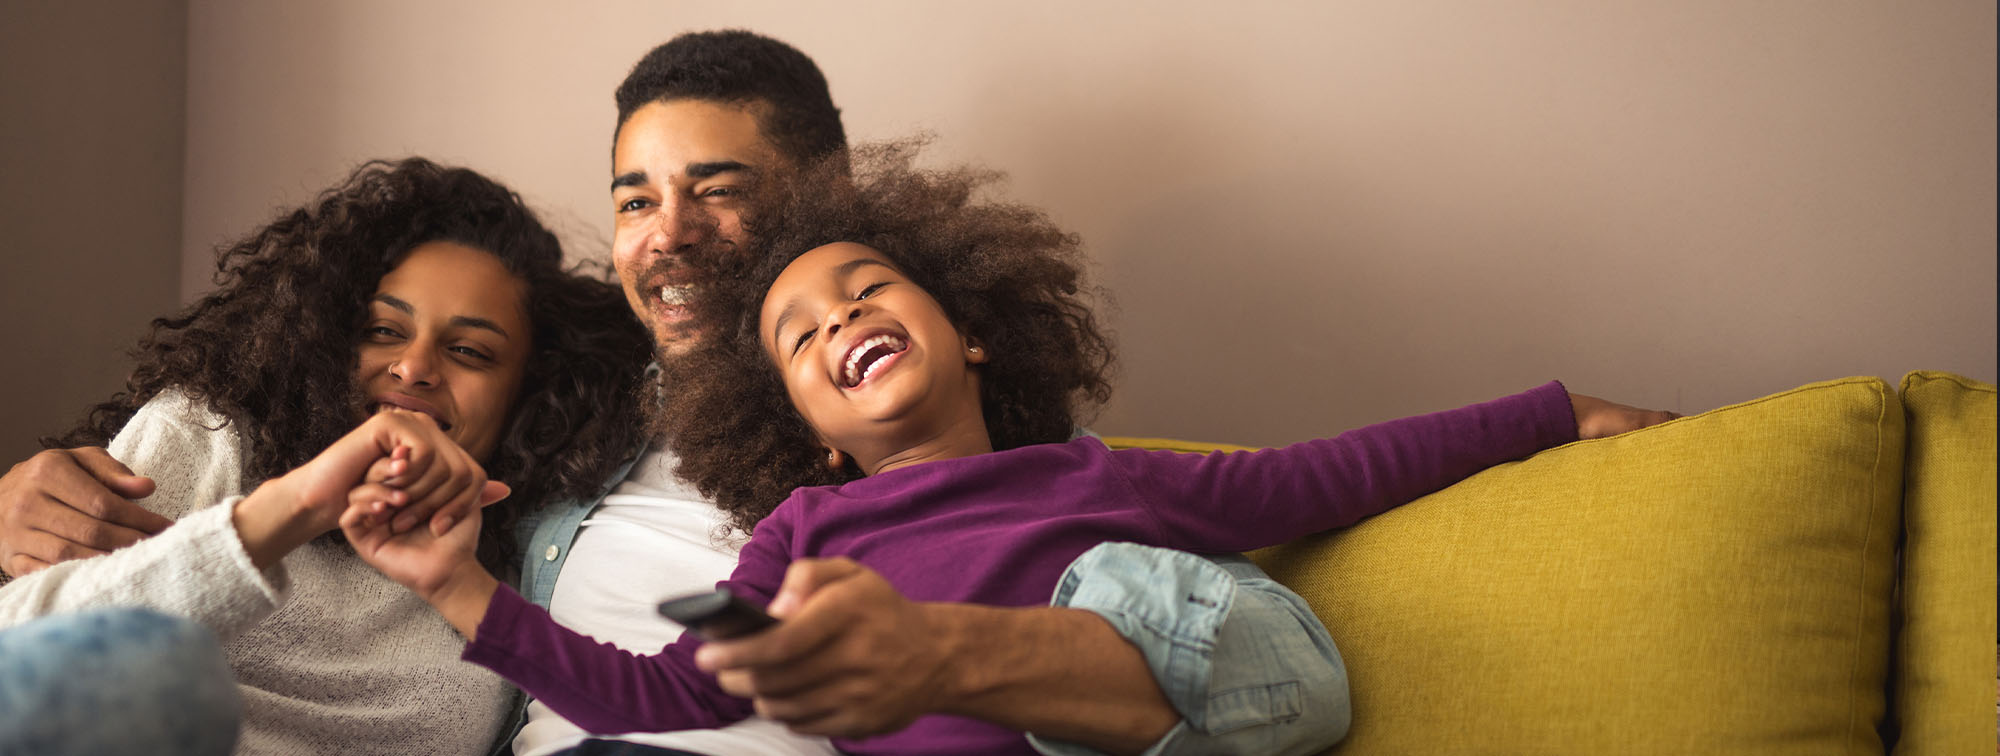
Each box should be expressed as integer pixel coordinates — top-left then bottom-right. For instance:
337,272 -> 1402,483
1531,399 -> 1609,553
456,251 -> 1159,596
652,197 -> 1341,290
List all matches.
824,305 -> 863,338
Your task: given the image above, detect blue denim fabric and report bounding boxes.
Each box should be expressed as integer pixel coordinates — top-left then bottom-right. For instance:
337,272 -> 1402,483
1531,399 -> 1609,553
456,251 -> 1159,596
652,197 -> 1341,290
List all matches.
0,607 -> 240,756
489,442 -> 646,756
1032,542 -> 1351,756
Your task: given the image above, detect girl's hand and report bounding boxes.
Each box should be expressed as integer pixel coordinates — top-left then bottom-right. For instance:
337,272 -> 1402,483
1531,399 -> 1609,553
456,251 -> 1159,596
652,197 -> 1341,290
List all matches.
233,409 -> 491,569
340,484 -> 498,601
340,492 -> 503,640
1568,393 -> 1681,440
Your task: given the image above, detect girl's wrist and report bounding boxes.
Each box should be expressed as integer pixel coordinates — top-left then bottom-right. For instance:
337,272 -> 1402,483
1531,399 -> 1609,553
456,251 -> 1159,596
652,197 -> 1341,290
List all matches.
425,560 -> 499,640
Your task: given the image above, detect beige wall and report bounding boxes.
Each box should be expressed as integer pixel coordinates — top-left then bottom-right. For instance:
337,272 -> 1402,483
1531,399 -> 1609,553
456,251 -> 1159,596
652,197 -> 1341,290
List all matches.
18,1 -> 1996,452
0,2 -> 188,464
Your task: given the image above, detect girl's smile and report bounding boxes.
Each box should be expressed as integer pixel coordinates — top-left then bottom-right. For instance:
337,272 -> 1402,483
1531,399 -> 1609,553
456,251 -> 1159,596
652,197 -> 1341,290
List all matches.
837,329 -> 910,389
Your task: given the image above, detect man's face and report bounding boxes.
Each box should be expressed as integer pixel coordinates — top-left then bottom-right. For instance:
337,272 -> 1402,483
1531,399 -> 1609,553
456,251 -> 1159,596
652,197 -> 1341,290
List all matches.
611,98 -> 788,354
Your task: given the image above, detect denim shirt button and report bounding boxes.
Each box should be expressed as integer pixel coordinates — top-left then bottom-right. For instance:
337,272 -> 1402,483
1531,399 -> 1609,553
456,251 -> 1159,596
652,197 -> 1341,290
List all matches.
543,545 -> 560,562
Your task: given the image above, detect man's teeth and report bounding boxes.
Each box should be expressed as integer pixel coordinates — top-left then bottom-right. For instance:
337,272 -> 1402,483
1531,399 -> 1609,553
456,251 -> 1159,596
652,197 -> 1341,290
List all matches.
843,334 -> 908,387
660,285 -> 694,307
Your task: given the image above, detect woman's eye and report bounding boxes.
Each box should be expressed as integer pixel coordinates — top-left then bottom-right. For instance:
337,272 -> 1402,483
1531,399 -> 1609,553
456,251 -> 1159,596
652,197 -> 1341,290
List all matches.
856,282 -> 886,300
365,326 -> 401,339
450,345 -> 493,362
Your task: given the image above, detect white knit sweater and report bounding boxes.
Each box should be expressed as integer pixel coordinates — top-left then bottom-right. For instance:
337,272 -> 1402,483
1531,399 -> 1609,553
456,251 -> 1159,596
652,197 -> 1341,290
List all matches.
0,391 -> 511,755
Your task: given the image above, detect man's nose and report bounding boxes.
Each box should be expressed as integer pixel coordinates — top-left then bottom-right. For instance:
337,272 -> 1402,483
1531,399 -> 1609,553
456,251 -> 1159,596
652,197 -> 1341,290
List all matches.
650,199 -> 716,253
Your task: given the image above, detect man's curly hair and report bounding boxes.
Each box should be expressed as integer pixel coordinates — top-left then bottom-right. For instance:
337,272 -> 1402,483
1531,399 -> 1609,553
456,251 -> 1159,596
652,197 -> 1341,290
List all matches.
658,141 -> 1116,535
47,157 -> 653,577
614,29 -> 844,165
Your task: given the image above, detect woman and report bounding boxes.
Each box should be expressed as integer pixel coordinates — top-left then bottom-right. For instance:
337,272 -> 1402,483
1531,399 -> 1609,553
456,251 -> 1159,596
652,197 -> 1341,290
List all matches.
0,157 -> 652,754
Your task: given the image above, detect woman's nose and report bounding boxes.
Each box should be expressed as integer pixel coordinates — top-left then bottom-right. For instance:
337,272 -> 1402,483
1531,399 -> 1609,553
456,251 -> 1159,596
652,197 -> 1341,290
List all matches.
388,348 -> 438,387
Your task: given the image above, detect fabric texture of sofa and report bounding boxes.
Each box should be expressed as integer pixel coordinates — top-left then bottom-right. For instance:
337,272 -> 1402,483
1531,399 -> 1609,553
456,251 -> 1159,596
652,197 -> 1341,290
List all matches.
1102,371 -> 1996,755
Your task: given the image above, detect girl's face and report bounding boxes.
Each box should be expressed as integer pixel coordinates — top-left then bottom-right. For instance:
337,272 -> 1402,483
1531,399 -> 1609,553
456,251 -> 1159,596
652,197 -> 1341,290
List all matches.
355,241 -> 533,462
759,242 -> 989,464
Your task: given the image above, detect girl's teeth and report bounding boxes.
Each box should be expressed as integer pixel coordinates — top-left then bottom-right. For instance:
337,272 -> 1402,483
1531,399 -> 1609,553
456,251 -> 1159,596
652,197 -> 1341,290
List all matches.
843,334 -> 907,386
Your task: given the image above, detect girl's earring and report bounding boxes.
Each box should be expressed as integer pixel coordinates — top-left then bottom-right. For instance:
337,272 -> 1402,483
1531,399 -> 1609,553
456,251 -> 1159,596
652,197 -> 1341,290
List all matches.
967,345 -> 982,356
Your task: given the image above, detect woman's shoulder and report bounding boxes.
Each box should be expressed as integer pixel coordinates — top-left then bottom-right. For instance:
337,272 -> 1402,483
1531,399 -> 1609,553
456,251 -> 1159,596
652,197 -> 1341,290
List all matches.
109,387 -> 253,512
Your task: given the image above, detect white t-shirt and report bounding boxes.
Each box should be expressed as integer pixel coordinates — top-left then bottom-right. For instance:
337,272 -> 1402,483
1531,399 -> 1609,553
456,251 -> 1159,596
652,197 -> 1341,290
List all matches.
513,446 -> 837,756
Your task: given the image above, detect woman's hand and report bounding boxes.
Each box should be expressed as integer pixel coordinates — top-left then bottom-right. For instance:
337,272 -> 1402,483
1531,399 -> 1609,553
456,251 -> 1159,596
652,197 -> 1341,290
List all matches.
231,409 -> 496,569
1568,393 -> 1681,440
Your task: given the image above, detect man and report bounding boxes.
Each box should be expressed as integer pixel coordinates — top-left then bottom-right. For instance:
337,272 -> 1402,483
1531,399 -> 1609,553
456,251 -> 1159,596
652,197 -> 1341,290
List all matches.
0,30 -> 1348,756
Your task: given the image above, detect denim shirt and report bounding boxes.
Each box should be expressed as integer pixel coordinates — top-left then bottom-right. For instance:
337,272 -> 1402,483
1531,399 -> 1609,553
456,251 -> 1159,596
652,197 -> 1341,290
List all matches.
512,445 -> 647,611
486,442 -> 646,756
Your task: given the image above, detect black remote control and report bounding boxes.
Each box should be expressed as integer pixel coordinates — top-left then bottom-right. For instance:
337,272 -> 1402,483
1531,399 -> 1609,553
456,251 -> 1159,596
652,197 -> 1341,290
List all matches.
656,588 -> 778,640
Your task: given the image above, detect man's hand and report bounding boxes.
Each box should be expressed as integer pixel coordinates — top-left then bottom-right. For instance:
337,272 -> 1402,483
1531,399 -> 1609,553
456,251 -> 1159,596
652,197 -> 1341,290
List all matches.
693,558 -> 954,738
1569,393 -> 1682,439
0,447 -> 171,577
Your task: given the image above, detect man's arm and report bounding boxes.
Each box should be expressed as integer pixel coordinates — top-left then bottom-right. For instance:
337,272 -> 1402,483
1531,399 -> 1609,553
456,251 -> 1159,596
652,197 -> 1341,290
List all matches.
695,558 -> 1177,755
0,447 -> 169,579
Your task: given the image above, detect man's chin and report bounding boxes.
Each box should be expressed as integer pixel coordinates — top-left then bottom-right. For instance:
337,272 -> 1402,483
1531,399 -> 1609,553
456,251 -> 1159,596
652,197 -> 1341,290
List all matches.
650,325 -> 706,358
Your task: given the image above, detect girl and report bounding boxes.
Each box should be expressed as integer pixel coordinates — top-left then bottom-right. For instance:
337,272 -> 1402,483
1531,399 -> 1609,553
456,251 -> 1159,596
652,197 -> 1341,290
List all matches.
0,157 -> 653,754
344,146 -> 1676,755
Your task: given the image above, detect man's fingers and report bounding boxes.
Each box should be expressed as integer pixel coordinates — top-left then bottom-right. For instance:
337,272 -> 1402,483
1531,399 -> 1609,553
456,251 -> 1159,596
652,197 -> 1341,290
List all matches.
770,558 -> 862,618
63,493 -> 174,536
714,668 -> 754,698
5,554 -> 53,577
696,613 -> 840,674
13,528 -> 111,567
30,495 -> 155,552
18,449 -> 171,535
68,447 -> 155,499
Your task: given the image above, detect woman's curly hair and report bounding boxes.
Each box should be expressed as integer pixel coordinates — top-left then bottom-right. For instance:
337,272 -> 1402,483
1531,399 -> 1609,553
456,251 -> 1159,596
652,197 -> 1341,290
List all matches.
658,140 -> 1116,535
46,157 -> 653,578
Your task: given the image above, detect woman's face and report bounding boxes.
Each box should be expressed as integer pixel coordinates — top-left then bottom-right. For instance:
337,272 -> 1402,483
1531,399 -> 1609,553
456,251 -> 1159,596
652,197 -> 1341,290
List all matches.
355,241 -> 532,462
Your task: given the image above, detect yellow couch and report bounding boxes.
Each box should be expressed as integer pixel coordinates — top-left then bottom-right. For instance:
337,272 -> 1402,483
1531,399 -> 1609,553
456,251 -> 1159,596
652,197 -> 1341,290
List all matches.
1103,371 -> 1996,755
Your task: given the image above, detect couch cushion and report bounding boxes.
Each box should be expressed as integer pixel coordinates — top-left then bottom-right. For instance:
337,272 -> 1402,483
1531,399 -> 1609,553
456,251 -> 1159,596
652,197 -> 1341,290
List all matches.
1248,377 -> 1903,754
1891,370 -> 1997,755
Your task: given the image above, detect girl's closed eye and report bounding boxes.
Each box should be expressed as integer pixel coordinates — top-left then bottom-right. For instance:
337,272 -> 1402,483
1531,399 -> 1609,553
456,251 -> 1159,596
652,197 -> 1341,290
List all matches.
856,282 -> 887,299
792,328 -> 814,355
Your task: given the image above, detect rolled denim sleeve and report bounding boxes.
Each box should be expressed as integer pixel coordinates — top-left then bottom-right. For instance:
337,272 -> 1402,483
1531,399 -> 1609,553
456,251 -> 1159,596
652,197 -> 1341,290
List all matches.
1031,542 -> 1351,756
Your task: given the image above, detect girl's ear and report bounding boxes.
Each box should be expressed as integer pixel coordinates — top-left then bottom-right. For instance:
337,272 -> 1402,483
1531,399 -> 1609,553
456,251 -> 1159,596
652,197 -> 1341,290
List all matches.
825,447 -> 846,471
963,335 -> 990,365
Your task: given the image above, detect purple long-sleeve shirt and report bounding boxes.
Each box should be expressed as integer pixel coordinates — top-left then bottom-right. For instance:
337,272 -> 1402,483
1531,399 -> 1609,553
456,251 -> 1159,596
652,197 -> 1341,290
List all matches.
464,381 -> 1576,755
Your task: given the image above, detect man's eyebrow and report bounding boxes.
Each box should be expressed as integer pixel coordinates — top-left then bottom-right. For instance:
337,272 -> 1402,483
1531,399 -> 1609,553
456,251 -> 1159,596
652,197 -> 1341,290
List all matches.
373,294 -> 413,314
611,170 -> 648,192
450,315 -> 511,339
686,160 -> 753,180
611,162 -> 754,192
